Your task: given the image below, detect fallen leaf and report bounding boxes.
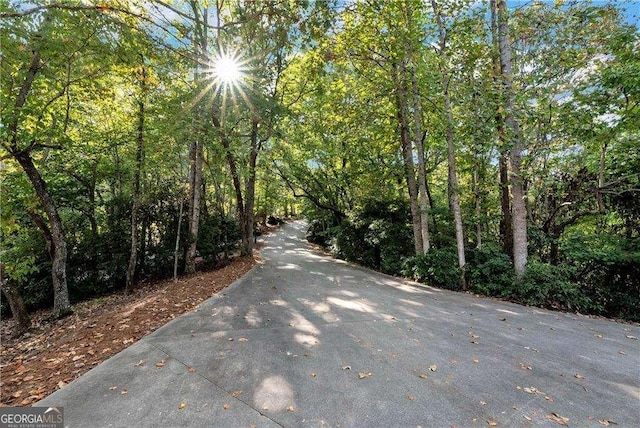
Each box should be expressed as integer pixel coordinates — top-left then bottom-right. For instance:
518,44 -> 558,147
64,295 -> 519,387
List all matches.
598,419 -> 617,426
109,386 -> 118,390
574,373 -> 584,379
12,390 -> 23,398
188,367 -> 196,373
625,335 -> 637,340
228,337 -> 234,341
286,405 -> 295,412
594,333 -> 603,338
472,358 -> 479,364
408,395 -> 415,401
499,318 -> 506,321
23,375 -> 34,382
155,360 -> 166,368
238,338 -> 248,342
519,363 -> 532,370
487,418 -> 497,426
523,387 -> 543,395
418,374 -> 428,379
178,403 -> 186,410
232,391 -> 242,398
223,404 -> 230,410
480,401 -> 487,405
545,412 -> 569,425
358,372 -> 372,379
618,350 -> 626,355
57,381 -> 66,389
524,415 -> 532,421
311,373 -> 317,378
428,364 -> 437,372
135,360 -> 146,367
342,365 -> 351,370
121,388 -> 128,395
545,395 -> 554,402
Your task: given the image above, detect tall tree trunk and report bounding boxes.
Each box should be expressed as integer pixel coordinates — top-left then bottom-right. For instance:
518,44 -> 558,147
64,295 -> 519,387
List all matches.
6,21 -> 71,318
212,112 -> 246,255
394,61 -> 423,256
597,141 -> 607,212
174,197 -> 185,283
185,1 -> 208,274
411,65 -> 431,254
14,152 -> 71,318
473,147 -> 483,250
185,140 -> 203,274
126,59 -> 146,293
432,0 -> 467,289
490,0 -> 513,258
241,117 -> 260,256
497,0 -> 528,277
1,264 -> 31,337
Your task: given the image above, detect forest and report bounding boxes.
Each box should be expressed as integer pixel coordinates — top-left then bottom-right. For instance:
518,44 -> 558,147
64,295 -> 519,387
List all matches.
1,0 -> 638,336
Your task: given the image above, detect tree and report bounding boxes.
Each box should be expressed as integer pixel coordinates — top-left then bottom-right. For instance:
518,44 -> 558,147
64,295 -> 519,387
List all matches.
495,0 -> 527,277
431,0 -> 467,288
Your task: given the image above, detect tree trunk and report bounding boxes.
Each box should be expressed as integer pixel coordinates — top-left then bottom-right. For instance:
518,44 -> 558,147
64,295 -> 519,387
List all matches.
473,147 -> 482,250
411,65 -> 431,254
394,61 -> 423,256
0,264 -> 31,337
241,117 -> 260,256
185,140 -> 203,274
126,59 -> 146,293
497,0 -> 528,277
6,18 -> 71,318
174,197 -> 185,283
490,0 -> 513,258
184,1 -> 207,275
212,113 -> 246,255
432,0 -> 467,289
14,152 -> 71,318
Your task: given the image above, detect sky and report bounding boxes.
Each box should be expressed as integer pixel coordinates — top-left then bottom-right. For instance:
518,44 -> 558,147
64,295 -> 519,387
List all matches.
504,0 -> 639,26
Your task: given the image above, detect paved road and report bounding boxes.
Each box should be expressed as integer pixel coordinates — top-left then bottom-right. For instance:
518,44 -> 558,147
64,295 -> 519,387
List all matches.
40,221 -> 639,427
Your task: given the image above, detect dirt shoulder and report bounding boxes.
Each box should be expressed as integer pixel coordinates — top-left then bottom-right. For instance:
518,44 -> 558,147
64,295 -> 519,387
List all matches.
1,251 -> 260,407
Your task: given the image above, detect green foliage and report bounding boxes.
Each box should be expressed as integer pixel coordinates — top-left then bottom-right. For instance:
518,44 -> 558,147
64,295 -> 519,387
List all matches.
401,248 -> 462,291
562,234 -> 640,321
312,199 -> 413,274
514,262 -> 592,313
467,244 -> 514,297
198,215 -> 241,266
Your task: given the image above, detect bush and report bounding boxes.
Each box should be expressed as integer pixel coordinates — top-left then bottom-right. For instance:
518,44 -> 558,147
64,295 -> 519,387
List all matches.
514,261 -> 591,312
267,215 -> 284,226
328,198 -> 413,274
467,244 -> 514,297
562,233 -> 640,321
198,215 -> 240,266
401,247 -> 462,290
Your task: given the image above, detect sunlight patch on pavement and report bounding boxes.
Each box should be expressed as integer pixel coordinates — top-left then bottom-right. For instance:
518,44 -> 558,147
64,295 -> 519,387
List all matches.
253,375 -> 295,412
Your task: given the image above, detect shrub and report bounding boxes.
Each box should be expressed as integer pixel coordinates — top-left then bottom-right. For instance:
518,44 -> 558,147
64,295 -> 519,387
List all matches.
514,261 -> 591,312
328,198 -> 413,274
562,233 -> 640,321
401,247 -> 462,290
467,243 -> 514,297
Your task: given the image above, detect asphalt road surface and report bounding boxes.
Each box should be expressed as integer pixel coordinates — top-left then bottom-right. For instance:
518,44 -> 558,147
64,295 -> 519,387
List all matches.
40,221 -> 640,427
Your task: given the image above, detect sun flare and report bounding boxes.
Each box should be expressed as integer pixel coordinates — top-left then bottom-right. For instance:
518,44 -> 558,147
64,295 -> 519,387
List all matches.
212,54 -> 242,84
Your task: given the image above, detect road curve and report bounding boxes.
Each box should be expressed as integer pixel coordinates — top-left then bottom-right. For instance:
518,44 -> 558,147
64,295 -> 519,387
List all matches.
40,221 -> 640,427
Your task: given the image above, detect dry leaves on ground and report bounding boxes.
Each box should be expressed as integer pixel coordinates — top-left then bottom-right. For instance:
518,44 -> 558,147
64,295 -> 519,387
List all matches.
1,254 -> 257,407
